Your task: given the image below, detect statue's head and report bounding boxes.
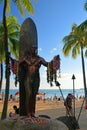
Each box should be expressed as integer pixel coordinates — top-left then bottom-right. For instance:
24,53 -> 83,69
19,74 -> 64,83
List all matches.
24,50 -> 30,57
31,45 -> 37,55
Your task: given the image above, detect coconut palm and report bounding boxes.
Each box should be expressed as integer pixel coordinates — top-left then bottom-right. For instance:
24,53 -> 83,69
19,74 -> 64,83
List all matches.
1,0 -> 9,120
0,23 -> 5,91
77,20 -> 87,57
62,23 -> 87,104
0,16 -> 20,91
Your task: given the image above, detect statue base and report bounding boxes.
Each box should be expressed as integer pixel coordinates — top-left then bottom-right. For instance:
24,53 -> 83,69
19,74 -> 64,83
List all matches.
0,115 -> 68,130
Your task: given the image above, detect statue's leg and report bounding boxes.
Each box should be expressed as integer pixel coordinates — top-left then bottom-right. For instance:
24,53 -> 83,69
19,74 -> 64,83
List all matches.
24,78 -> 32,116
19,80 -> 26,116
31,90 -> 36,116
19,66 -> 26,116
31,76 -> 40,116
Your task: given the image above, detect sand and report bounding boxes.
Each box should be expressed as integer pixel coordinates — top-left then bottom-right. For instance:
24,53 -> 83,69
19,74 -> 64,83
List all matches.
0,99 -> 87,130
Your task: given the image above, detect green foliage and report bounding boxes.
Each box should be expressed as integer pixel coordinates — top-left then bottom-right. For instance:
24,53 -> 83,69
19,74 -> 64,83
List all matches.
84,1 -> 87,11
62,21 -> 87,104
22,0 -> 34,15
0,0 -> 35,17
0,0 -> 2,4
13,0 -> 34,16
0,16 -> 20,61
62,22 -> 87,59
85,49 -> 87,57
7,0 -> 11,12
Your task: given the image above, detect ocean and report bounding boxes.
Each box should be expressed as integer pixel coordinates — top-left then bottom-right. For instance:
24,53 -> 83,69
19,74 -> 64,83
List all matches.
0,88 -> 85,99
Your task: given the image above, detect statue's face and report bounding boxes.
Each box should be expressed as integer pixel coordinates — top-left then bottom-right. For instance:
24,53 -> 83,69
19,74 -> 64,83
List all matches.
31,47 -> 37,55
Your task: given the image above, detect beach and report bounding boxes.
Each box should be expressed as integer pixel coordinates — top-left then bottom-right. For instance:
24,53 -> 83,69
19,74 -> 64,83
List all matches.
36,99 -> 87,130
0,99 -> 87,130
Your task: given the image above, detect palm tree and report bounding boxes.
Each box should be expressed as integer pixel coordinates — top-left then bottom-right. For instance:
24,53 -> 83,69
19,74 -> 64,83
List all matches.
0,25 -> 5,91
0,16 -> 20,91
62,23 -> 87,104
1,0 -> 10,120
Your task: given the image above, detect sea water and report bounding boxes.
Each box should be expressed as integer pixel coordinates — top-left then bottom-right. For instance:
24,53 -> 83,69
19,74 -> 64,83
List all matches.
39,89 -> 84,99
0,88 -> 84,99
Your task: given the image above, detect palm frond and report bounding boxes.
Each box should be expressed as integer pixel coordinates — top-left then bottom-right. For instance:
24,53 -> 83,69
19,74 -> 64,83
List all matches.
62,43 -> 72,56
77,20 -> 87,31
16,0 -> 24,16
6,0 -> 11,12
84,1 -> 87,11
71,23 -> 77,31
0,16 -> 20,61
22,0 -> 34,15
85,49 -> 87,57
8,31 -> 19,40
72,48 -> 77,58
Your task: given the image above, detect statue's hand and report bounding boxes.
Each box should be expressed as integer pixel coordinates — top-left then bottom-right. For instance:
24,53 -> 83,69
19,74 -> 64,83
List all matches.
53,55 -> 60,70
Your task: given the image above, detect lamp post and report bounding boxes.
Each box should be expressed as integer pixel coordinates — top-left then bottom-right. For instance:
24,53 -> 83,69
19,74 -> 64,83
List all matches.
72,74 -> 76,117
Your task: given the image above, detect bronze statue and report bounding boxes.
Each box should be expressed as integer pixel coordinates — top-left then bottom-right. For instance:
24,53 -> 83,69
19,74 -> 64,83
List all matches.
19,46 -> 48,117
10,18 -> 60,117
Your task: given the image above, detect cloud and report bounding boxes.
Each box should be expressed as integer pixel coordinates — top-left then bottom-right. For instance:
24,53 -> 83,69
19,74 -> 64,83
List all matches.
50,47 -> 57,53
59,73 -> 83,80
38,48 -> 42,52
58,73 -> 84,89
2,78 -> 19,89
39,71 -> 84,89
60,73 -> 71,79
2,70 -> 84,90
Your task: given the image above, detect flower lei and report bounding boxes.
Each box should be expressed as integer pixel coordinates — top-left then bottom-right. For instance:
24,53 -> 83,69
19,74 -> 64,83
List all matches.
47,55 -> 61,86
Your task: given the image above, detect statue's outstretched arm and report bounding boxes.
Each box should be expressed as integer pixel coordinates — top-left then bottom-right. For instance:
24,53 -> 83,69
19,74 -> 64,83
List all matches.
40,57 -> 48,67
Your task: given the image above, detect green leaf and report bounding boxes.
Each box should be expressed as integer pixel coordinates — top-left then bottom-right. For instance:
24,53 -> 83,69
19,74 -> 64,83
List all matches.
22,0 -> 34,15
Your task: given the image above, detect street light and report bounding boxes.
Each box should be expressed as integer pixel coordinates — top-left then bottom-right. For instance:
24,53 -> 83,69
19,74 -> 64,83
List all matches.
72,74 -> 76,117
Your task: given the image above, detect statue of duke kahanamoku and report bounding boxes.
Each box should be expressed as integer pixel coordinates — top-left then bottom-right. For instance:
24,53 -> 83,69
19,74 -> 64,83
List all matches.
10,46 -> 60,117
19,46 -> 48,117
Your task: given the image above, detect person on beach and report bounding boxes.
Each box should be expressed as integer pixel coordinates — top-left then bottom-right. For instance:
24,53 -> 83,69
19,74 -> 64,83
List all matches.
1,92 -> 5,101
9,105 -> 19,118
64,93 -> 74,116
13,105 -> 20,114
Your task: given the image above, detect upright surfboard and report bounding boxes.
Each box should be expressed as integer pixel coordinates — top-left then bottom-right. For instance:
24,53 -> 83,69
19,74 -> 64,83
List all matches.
19,18 -> 38,116
19,17 -> 38,59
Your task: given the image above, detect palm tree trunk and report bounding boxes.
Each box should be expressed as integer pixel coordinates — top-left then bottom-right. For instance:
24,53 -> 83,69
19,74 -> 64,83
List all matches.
81,47 -> 87,104
0,63 -> 3,91
1,0 -> 10,120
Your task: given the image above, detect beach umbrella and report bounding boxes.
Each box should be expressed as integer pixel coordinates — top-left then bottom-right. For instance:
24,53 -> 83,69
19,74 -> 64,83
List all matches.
15,92 -> 19,96
15,92 -> 20,101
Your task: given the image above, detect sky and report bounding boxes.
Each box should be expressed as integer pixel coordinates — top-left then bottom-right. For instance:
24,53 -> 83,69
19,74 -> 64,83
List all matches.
0,0 -> 87,90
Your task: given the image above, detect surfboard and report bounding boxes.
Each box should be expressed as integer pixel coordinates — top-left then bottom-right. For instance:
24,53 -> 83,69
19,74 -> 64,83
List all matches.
19,17 -> 38,60
19,18 -> 38,116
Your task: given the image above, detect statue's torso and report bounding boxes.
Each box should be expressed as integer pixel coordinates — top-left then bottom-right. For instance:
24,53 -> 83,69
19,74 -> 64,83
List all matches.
26,56 -> 41,75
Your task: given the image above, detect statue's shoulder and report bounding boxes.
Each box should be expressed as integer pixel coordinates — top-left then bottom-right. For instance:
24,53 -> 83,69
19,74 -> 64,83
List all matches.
37,55 -> 43,60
